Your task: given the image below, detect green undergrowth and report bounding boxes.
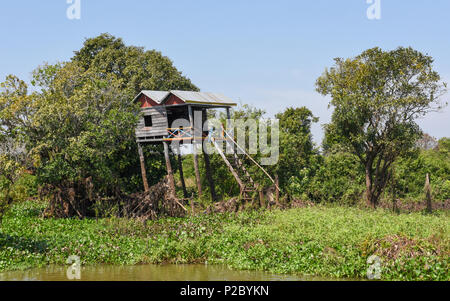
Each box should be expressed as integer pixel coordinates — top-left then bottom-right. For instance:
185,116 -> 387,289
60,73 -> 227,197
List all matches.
0,201 -> 448,280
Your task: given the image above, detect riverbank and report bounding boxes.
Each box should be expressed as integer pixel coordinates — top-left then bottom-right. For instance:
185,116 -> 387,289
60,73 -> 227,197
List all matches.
0,201 -> 448,280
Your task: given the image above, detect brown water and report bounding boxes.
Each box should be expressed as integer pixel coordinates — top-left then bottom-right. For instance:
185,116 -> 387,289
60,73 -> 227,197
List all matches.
0,264 -> 344,281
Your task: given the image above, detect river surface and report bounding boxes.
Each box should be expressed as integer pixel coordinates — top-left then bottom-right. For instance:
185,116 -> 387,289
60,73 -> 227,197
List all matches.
0,264 -> 349,281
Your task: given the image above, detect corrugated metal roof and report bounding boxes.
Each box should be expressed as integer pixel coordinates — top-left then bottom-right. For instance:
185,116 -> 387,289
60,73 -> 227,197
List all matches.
133,90 -> 170,104
133,90 -> 237,106
141,91 -> 170,104
170,91 -> 237,106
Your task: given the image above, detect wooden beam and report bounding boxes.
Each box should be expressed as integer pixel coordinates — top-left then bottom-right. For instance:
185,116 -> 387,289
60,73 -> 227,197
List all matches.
188,105 -> 202,197
212,139 -> 243,188
163,141 -> 176,198
137,143 -> 149,192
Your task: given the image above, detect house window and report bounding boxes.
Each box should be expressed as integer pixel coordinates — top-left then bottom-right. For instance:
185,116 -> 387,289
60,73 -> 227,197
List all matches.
144,115 -> 153,127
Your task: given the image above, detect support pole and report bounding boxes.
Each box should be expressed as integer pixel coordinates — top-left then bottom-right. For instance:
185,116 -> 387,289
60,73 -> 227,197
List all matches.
177,145 -> 188,199
259,187 -> 265,209
188,105 -> 202,197
226,107 -> 234,155
163,141 -> 176,198
203,109 -> 217,202
137,143 -> 149,192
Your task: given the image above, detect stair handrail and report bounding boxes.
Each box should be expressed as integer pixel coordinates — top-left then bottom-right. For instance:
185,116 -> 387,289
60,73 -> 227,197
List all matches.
220,124 -> 280,191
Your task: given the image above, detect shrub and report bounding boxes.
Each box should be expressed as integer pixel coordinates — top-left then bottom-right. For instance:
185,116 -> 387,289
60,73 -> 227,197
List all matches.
307,151 -> 365,205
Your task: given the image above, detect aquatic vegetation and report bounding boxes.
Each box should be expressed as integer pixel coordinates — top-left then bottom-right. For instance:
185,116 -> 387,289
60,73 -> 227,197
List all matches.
0,201 -> 448,280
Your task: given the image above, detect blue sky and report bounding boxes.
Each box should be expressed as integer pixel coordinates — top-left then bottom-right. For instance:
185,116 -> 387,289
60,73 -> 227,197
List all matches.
1,0 -> 449,143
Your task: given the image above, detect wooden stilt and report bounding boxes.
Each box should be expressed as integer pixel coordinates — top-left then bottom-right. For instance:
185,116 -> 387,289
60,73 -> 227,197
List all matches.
177,145 -> 188,199
137,143 -> 149,192
188,105 -> 202,197
193,151 -> 202,197
163,141 -> 176,197
226,107 -> 235,156
259,187 -> 265,208
203,109 -> 217,202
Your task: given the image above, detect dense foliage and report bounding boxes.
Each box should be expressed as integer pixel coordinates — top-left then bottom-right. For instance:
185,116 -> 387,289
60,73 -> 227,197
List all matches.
316,47 -> 447,207
0,34 -> 198,217
1,201 -> 448,280
394,138 -> 450,201
2,42 -> 448,217
0,36 -> 448,281
274,107 -> 319,195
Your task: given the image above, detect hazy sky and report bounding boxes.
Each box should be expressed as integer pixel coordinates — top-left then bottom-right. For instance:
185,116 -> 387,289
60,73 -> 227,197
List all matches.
1,0 -> 449,143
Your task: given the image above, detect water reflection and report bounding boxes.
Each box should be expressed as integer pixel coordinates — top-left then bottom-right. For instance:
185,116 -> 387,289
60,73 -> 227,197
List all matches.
0,264 -> 345,281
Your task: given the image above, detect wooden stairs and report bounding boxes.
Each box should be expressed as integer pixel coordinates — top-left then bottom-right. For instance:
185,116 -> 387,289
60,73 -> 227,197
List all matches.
230,150 -> 259,201
211,138 -> 258,201
210,124 -> 280,203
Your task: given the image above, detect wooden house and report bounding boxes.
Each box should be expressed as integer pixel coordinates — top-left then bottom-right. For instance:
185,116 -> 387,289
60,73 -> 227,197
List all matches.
133,90 -> 278,206
133,90 -> 237,144
133,90 -> 237,201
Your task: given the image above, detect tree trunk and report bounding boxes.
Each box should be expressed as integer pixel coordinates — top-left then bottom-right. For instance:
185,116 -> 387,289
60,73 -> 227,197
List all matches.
137,143 -> 149,192
365,164 -> 375,208
364,154 -> 396,209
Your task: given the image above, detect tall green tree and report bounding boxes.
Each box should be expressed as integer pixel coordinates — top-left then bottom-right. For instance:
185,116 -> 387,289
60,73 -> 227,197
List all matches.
0,33 -> 200,217
72,33 -> 199,96
275,107 -> 318,195
0,76 -> 31,220
316,47 -> 447,207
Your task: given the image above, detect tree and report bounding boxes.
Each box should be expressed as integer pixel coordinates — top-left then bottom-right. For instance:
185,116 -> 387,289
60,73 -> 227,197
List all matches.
0,33 -> 200,217
72,33 -> 198,97
394,137 -> 450,201
275,107 -> 319,196
307,151 -> 364,204
0,64 -> 141,217
316,47 -> 447,207
0,75 -> 31,221
417,133 -> 438,150
0,155 -> 24,222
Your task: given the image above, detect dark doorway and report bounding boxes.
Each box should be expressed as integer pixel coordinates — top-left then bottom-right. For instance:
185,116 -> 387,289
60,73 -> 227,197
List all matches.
144,115 -> 153,127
